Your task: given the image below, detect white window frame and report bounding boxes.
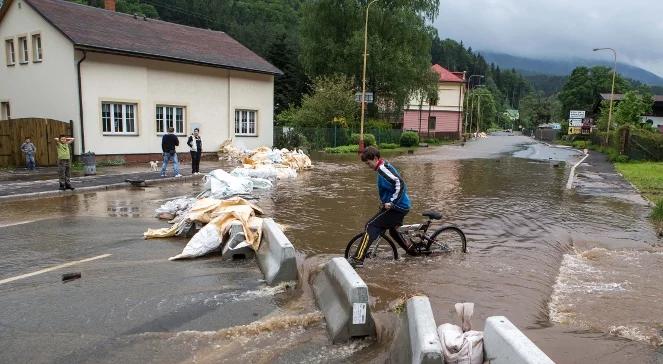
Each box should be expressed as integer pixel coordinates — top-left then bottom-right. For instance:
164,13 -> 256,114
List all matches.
1,101 -> 10,120
5,38 -> 15,66
234,109 -> 258,136
101,102 -> 138,135
31,33 -> 42,63
155,105 -> 186,135
17,36 -> 28,64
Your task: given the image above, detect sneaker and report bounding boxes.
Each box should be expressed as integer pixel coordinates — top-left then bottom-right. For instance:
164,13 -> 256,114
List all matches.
347,257 -> 364,269
174,174 -> 183,177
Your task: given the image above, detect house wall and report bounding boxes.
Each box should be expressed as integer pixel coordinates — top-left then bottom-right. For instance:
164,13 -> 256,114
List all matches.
80,52 -> 274,156
0,0 -> 78,124
403,110 -> 461,134
405,82 -> 465,113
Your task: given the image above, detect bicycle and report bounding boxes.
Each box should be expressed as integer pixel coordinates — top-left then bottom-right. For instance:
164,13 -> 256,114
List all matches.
344,210 -> 467,261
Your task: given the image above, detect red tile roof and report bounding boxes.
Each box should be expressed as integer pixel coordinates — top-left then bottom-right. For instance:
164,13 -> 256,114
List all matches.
15,0 -> 281,75
432,64 -> 465,83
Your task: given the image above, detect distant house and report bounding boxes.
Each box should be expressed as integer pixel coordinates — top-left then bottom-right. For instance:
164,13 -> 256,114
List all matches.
599,93 -> 663,133
0,0 -> 281,161
403,64 -> 465,139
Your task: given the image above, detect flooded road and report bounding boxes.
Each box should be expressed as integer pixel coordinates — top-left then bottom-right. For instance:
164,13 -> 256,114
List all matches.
1,135 -> 661,363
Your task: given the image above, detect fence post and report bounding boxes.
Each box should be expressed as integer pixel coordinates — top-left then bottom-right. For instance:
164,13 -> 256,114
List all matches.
334,125 -> 337,148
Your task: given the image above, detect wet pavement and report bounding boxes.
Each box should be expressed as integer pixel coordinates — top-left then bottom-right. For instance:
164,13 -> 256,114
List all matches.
1,135 -> 662,363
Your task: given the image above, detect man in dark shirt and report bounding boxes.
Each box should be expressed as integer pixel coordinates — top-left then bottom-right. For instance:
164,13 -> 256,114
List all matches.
160,127 -> 181,177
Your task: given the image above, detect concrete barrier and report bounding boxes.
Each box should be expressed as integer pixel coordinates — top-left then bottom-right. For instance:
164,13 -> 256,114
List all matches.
483,316 -> 555,364
256,218 -> 298,286
222,222 -> 255,260
390,296 -> 443,364
312,257 -> 375,343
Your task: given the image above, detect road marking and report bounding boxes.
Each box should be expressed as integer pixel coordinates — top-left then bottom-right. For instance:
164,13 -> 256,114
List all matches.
566,151 -> 590,190
0,254 -> 112,285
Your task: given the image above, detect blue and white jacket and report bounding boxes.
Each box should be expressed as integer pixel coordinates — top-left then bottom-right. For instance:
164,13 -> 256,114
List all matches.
374,159 -> 411,212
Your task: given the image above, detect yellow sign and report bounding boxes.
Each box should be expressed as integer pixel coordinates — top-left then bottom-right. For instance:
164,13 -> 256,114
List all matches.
568,127 -> 582,135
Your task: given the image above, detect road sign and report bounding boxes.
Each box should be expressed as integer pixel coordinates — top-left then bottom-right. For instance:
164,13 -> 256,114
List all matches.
569,110 -> 586,119
569,118 -> 583,127
568,127 -> 582,135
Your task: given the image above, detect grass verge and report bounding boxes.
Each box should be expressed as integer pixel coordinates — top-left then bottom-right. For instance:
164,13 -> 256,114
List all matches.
615,161 -> 663,234
323,144 -> 418,154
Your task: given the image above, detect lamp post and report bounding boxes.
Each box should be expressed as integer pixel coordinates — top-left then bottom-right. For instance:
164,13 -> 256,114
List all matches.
359,0 -> 379,154
593,47 -> 617,145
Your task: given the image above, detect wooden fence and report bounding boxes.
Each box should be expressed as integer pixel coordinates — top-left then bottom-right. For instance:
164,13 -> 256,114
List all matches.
0,118 -> 73,167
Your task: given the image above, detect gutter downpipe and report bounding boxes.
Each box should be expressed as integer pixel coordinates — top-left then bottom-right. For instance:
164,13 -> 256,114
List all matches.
77,50 -> 87,155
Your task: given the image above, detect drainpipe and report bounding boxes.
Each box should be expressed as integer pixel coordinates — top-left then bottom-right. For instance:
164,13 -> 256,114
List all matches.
77,50 -> 87,155
227,70 -> 232,141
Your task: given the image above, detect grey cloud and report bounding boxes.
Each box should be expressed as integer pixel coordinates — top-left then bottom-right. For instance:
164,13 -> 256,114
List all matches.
434,0 -> 663,76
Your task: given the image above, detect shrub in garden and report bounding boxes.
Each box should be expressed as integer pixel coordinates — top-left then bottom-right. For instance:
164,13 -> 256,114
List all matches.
400,131 -> 419,147
379,143 -> 399,149
350,133 -> 376,146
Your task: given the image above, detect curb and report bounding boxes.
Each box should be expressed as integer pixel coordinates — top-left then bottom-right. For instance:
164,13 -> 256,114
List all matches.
0,174 -> 205,203
565,151 -> 590,190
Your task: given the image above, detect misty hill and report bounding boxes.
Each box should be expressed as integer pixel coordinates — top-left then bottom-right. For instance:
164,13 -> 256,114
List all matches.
482,52 -> 663,86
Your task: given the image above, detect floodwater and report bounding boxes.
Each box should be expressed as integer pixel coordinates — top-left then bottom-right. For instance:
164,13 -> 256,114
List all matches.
1,135 -> 662,363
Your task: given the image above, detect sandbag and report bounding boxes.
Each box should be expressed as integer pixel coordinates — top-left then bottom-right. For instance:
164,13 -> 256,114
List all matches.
169,223 -> 222,260
438,302 -> 484,364
205,169 -> 253,198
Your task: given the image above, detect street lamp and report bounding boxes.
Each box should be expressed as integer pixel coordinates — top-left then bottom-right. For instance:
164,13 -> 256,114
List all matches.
468,74 -> 484,89
593,47 -> 617,145
359,0 -> 379,154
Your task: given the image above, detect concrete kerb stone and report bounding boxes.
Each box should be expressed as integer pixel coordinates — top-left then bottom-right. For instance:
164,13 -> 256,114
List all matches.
0,174 -> 204,203
312,257 -> 375,343
390,296 -> 443,364
256,218 -> 298,286
483,316 -> 555,364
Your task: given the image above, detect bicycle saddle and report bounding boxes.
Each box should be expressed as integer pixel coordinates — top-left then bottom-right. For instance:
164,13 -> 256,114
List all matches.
422,210 -> 442,220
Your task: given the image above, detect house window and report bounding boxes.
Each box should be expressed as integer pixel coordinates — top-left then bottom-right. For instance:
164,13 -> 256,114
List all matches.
5,39 -> 15,66
102,102 -> 137,135
235,110 -> 257,136
156,105 -> 185,135
31,34 -> 42,62
18,36 -> 28,64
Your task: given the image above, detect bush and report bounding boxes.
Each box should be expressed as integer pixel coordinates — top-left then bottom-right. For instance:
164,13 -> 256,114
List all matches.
615,155 -> 630,163
379,143 -> 399,149
423,138 -> 440,145
400,131 -> 419,147
350,133 -> 376,146
274,129 -> 308,150
324,145 -> 359,153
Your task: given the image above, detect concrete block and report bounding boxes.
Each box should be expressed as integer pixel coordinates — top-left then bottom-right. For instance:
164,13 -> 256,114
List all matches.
483,316 -> 555,364
256,218 -> 298,285
312,257 -> 375,343
390,296 -> 443,364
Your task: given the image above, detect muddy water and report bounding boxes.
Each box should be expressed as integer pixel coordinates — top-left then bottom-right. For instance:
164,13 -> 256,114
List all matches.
258,141 -> 662,363
1,137 -> 661,363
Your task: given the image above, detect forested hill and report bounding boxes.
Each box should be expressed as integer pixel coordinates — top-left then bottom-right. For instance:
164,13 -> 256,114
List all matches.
483,52 -> 663,87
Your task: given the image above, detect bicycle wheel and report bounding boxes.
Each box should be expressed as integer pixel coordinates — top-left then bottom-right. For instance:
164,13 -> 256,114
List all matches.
427,226 -> 467,254
344,233 -> 399,261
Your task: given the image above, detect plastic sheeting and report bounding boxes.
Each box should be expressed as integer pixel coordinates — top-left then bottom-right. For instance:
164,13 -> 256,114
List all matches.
438,302 -> 484,364
144,197 -> 264,260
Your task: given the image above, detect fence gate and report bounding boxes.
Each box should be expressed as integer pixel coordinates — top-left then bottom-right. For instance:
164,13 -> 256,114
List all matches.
0,118 -> 72,167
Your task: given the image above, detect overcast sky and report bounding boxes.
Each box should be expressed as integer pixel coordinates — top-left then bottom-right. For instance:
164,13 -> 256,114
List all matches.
434,0 -> 663,77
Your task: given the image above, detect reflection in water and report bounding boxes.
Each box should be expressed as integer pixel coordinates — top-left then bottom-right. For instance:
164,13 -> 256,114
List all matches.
1,150 -> 661,362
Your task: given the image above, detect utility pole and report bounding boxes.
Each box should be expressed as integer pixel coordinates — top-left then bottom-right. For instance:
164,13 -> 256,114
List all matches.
359,0 -> 379,154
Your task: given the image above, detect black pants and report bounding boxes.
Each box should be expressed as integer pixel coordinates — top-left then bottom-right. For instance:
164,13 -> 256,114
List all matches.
190,151 -> 201,173
354,208 -> 409,261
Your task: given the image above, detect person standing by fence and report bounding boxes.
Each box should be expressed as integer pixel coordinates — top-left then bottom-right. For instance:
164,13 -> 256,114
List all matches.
55,135 -> 75,190
160,127 -> 181,177
20,137 -> 36,170
187,127 -> 202,175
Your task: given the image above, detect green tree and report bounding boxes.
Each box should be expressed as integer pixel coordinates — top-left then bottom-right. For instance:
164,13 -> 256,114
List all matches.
519,91 -> 561,128
276,74 -> 357,128
558,66 -> 631,117
465,87 -> 499,133
609,90 -> 654,127
299,0 -> 439,117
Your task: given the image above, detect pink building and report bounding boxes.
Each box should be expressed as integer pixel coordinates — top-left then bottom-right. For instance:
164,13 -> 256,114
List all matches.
403,64 -> 465,139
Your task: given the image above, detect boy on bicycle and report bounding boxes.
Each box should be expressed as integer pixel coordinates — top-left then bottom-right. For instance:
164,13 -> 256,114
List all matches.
349,146 -> 414,268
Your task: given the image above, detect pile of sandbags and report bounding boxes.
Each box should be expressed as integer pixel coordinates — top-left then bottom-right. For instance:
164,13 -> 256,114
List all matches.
144,197 -> 264,260
154,197 -> 196,220
218,141 -> 312,179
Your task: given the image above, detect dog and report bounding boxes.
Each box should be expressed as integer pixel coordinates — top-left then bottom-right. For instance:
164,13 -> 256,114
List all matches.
149,161 -> 159,171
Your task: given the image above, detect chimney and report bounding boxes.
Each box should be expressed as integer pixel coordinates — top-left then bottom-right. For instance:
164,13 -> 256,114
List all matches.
104,0 -> 116,12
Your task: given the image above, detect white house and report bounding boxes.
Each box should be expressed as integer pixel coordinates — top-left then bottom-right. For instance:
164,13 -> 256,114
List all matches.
0,0 -> 281,161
